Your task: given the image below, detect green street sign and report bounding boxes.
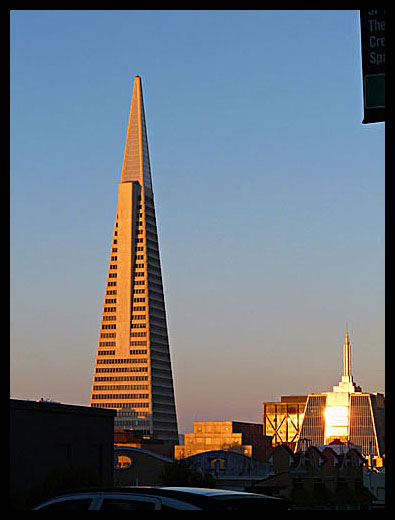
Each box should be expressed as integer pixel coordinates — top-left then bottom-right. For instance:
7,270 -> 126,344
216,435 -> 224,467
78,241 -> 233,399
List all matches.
360,10 -> 385,124
365,73 -> 385,109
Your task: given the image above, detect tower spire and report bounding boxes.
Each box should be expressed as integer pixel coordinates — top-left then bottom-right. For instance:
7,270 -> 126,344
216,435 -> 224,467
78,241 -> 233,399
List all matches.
343,326 -> 352,379
120,75 -> 152,192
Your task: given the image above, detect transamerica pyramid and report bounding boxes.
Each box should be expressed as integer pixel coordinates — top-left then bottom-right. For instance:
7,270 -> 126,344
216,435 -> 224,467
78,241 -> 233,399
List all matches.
90,76 -> 178,444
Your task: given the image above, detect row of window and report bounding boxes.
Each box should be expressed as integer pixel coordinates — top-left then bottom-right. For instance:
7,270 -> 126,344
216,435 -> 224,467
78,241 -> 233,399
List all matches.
97,358 -> 147,365
130,349 -> 147,355
97,345 -> 148,354
92,394 -> 149,400
103,304 -> 146,312
93,403 -> 149,409
94,376 -> 148,382
95,367 -> 148,373
93,385 -> 148,391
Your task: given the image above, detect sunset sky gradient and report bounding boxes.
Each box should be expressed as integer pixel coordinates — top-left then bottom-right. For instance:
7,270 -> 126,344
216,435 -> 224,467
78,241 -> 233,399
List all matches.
10,10 -> 384,434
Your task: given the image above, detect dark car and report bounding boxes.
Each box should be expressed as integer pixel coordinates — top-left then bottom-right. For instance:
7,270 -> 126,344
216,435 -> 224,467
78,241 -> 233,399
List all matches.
32,486 -> 290,510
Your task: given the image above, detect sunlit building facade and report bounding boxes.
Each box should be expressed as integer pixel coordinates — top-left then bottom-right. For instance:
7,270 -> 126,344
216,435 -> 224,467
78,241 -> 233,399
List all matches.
296,331 -> 385,466
174,421 -> 272,462
263,395 -> 307,451
90,76 -> 178,445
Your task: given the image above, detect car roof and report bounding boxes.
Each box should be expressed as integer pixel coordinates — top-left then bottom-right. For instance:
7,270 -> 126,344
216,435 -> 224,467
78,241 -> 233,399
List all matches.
34,487 -> 224,510
161,487 -> 278,498
39,486 -> 282,499
34,486 -> 288,510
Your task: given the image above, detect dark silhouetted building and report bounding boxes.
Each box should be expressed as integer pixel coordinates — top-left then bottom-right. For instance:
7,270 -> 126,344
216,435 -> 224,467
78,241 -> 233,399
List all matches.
10,399 -> 115,508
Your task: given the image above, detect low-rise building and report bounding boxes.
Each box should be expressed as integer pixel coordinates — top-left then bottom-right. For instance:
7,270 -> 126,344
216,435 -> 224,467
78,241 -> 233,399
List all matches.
184,449 -> 272,491
174,421 -> 272,462
255,443 -> 376,509
10,398 -> 115,509
113,446 -> 174,486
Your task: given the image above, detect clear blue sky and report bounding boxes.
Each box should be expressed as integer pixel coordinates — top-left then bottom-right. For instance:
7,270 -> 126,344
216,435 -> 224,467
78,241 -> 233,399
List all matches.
10,10 -> 384,434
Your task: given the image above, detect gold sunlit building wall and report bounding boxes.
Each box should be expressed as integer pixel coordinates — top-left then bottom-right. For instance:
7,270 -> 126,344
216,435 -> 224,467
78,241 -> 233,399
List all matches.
263,395 -> 307,451
296,331 -> 385,466
175,421 -> 272,462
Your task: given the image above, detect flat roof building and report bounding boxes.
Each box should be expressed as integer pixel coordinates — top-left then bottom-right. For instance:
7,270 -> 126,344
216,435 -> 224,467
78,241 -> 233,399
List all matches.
174,421 -> 272,462
10,399 -> 115,508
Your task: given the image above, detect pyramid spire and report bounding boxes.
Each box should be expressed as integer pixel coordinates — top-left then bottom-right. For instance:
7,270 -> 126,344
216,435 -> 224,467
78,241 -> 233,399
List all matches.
90,76 -> 178,445
120,75 -> 152,192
